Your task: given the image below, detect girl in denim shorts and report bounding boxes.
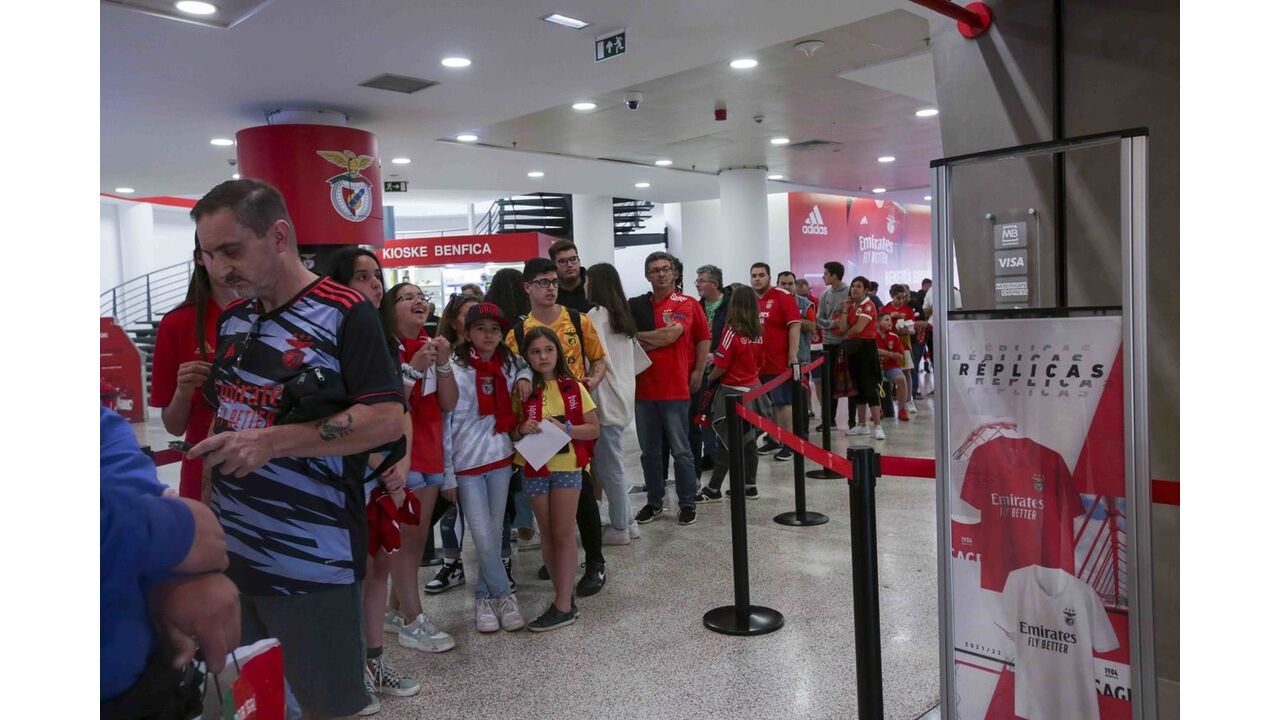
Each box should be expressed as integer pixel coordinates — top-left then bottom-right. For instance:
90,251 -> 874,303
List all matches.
512,327 -> 600,632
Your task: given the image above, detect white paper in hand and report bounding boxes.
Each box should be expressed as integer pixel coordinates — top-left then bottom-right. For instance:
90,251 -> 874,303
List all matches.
420,366 -> 437,396
632,340 -> 652,374
514,419 -> 571,472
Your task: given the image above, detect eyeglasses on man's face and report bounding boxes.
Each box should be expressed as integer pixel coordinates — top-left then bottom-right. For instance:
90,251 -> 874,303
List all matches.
647,265 -> 674,276
528,278 -> 559,289
555,255 -> 580,266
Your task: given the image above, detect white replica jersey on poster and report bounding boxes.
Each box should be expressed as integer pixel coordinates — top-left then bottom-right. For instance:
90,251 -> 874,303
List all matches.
995,566 -> 1118,720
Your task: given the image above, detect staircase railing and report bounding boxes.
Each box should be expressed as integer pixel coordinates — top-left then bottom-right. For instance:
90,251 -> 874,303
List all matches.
100,260 -> 195,328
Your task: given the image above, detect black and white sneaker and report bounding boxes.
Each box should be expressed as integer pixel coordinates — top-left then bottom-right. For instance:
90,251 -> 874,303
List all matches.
774,447 -> 793,461
694,487 -> 723,504
635,505 -> 664,524
576,561 -> 606,597
677,507 -> 697,525
424,560 -> 464,595
503,557 -> 516,592
527,604 -> 578,633
758,438 -> 781,454
725,485 -> 760,500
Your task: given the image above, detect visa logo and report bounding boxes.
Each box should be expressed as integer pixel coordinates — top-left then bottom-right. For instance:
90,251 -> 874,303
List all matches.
998,256 -> 1025,269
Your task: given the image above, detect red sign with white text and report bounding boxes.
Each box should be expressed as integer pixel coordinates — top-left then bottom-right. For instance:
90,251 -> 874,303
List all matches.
377,232 -> 558,268
787,192 -> 931,295
788,192 -> 852,291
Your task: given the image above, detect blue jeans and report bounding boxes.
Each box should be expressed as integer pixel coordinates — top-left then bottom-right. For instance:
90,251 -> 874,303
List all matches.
594,424 -> 632,530
440,494 -> 512,560
636,399 -> 697,510
456,467 -> 514,599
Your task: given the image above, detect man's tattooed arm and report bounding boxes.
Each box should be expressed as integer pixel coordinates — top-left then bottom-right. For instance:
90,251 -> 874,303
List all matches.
317,412 -> 354,441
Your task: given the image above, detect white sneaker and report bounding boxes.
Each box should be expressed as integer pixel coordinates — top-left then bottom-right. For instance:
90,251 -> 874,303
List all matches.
359,667 -> 381,716
383,609 -> 404,634
497,594 -> 525,631
873,424 -> 886,441
602,526 -> 632,545
846,424 -> 870,437
398,613 -> 456,653
517,531 -> 541,552
907,401 -> 918,414
475,597 -> 500,633
628,521 -> 641,539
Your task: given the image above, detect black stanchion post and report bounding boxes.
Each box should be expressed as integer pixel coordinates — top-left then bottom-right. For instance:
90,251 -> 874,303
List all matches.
847,446 -> 884,720
775,362 -> 829,527
704,393 -> 785,636
808,354 -> 842,479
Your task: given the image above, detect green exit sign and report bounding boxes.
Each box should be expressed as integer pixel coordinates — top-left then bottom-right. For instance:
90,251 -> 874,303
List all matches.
384,181 -> 408,193
595,30 -> 626,62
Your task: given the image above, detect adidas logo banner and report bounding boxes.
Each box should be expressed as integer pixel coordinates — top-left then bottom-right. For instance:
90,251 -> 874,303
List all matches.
802,205 -> 829,235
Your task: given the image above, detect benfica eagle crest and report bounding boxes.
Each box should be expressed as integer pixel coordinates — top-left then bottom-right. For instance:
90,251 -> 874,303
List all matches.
317,150 -> 376,222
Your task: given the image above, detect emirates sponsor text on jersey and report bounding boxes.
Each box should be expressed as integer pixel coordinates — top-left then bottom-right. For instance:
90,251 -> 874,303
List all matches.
1018,621 -> 1078,654
991,492 -> 1046,519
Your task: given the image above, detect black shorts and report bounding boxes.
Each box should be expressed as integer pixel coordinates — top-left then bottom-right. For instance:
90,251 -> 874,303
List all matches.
240,583 -> 368,718
842,339 -> 883,407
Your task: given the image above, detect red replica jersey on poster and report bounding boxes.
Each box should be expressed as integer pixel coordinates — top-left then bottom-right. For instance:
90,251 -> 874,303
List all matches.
876,330 -> 905,369
960,436 -> 1085,592
149,300 -> 223,499
636,292 -> 710,401
846,297 -> 878,340
757,286 -> 800,375
712,328 -> 765,387
398,332 -> 445,474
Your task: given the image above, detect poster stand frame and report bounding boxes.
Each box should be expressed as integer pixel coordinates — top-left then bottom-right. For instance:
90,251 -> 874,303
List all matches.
929,128 -> 1154,720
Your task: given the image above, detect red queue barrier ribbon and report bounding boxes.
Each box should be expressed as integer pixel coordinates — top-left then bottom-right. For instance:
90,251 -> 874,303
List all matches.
741,356 -> 825,403
151,448 -> 184,467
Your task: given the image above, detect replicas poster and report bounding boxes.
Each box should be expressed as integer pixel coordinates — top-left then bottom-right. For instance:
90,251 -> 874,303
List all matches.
946,317 -> 1131,720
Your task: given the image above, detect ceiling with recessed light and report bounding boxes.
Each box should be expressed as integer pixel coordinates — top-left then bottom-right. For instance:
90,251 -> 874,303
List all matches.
101,0 -> 937,212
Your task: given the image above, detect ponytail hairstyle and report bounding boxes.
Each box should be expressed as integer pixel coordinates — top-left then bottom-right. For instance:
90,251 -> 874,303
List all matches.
726,283 -> 762,339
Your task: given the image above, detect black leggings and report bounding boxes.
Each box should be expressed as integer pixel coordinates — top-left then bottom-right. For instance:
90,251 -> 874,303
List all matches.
576,470 -> 604,564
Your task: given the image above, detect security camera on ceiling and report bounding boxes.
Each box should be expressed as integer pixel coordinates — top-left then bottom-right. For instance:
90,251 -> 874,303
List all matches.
623,91 -> 643,110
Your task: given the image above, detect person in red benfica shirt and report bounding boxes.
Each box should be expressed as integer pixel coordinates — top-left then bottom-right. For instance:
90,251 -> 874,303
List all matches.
835,275 -> 886,440
630,252 -> 711,527
149,233 -> 237,499
749,263 -> 801,460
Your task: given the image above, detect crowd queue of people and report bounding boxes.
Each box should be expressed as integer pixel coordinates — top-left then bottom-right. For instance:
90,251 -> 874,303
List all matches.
102,179 -> 938,719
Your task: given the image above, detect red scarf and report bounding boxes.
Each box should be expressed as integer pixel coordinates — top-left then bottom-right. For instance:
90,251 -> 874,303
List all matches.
520,374 -> 595,476
366,487 -> 421,556
469,346 -> 516,434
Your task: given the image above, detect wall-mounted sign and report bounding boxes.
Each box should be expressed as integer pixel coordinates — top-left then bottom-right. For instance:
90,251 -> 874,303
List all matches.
995,248 -> 1028,276
595,29 -> 626,62
377,232 -> 557,268
995,277 -> 1030,305
384,181 -> 408,193
994,222 -> 1028,250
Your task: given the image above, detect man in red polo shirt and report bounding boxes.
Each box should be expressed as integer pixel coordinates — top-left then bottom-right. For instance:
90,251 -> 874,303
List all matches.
630,252 -> 711,526
750,262 -> 800,460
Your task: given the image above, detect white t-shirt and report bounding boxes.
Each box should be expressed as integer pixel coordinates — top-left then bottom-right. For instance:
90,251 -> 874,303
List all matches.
923,286 -> 963,326
587,307 -> 637,428
995,566 -> 1119,720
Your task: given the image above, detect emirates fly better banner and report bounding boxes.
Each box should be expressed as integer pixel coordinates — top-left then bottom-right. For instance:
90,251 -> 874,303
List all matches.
947,316 -> 1131,720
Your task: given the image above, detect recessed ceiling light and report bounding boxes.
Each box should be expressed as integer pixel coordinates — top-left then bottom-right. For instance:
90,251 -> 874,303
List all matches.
635,182 -> 651,188
872,187 -> 887,194
115,187 -> 135,194
770,137 -> 791,145
528,171 -> 545,178
542,13 -> 590,29
878,156 -> 896,163
391,157 -> 412,165
456,134 -> 479,142
768,174 -> 784,180
572,102 -> 597,111
729,58 -> 758,69
441,57 -> 472,68
231,174 -> 240,180
655,159 -> 673,166
210,137 -> 234,146
174,1 -> 217,16
915,108 -> 939,117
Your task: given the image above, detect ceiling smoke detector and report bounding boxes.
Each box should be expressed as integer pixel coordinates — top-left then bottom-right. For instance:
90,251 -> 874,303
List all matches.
794,40 -> 825,57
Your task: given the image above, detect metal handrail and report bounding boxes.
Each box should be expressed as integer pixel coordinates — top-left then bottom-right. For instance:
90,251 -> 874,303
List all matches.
101,260 -> 195,328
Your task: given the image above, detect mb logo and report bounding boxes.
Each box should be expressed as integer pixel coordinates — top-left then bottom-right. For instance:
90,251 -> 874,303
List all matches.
1002,226 -> 1021,242
802,205 -> 829,235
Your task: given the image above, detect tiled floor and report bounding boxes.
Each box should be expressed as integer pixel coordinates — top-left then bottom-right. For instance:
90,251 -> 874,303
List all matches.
136,387 -> 944,719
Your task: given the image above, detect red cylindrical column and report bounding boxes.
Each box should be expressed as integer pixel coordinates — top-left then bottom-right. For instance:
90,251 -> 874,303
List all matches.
235,124 -> 384,247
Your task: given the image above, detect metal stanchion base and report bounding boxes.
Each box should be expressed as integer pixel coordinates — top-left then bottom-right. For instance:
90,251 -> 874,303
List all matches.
703,605 -> 785,636
773,511 -> 830,526
806,467 -> 843,479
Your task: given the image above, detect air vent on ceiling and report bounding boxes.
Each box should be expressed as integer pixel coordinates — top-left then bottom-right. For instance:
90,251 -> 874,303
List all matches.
358,74 -> 438,94
787,139 -> 842,150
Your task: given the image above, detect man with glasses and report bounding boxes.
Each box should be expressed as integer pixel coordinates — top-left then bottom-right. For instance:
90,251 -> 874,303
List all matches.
504,257 -> 609,595
548,240 -> 591,313
630,252 -> 711,526
693,265 -> 731,472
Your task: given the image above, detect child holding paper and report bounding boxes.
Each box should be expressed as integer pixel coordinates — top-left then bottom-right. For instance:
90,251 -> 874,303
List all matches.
512,327 -> 600,632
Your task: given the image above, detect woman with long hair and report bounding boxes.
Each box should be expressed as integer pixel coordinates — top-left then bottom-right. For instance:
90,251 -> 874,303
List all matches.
512,327 -> 599,631
584,263 -> 642,543
327,246 -> 386,307
149,232 -> 237,499
695,286 -> 767,502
